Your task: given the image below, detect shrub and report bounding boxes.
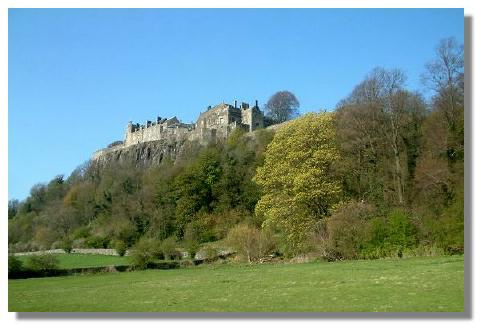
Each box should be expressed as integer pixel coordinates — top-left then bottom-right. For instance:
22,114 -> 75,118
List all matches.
436,193 -> 464,254
8,256 -> 23,275
210,210 -> 247,240
129,237 -> 162,269
259,228 -> 278,257
60,238 -> 73,253
85,235 -> 110,248
33,226 -> 57,250
161,237 -> 179,260
183,222 -> 200,259
226,224 -> 265,263
113,239 -> 127,256
361,209 -> 418,259
72,226 -> 91,240
26,254 -> 59,272
402,243 -> 445,258
321,201 -> 375,261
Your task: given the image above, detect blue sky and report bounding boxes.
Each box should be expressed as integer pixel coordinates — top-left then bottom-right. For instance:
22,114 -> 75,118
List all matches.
8,8 -> 464,201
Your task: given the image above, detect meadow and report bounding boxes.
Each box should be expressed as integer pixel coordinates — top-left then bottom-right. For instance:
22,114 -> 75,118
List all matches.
9,255 -> 464,312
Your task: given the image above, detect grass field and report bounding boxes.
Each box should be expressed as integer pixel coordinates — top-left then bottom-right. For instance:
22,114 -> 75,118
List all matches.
9,255 -> 464,312
17,253 -> 130,269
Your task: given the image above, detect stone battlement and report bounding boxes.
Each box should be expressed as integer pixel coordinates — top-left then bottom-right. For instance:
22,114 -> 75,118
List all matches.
93,100 -> 266,159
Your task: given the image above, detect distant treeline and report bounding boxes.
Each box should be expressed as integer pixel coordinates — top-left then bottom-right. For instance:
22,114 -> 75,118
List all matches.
9,38 -> 464,261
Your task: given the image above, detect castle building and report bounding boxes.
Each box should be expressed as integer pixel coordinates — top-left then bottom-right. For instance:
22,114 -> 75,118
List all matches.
123,100 -> 264,147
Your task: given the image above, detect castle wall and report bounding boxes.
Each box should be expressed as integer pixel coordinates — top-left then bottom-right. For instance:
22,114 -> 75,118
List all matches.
125,123 -> 191,147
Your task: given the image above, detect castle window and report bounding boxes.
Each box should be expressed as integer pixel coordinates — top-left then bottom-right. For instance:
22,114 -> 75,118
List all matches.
220,117 -> 224,124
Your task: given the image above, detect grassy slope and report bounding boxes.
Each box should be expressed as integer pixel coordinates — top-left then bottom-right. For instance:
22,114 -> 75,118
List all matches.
17,254 -> 130,269
9,256 -> 464,312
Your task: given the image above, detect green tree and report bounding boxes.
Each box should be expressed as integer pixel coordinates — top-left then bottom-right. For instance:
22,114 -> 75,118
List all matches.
254,113 -> 342,255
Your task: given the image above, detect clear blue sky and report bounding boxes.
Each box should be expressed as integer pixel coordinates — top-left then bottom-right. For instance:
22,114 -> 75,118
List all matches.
8,8 -> 464,201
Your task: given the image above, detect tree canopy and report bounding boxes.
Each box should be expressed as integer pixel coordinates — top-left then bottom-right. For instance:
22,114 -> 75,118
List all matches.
264,91 -> 300,124
254,112 -> 341,255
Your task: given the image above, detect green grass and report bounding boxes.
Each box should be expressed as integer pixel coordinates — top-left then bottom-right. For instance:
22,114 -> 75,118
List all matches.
9,255 -> 464,312
17,254 -> 130,270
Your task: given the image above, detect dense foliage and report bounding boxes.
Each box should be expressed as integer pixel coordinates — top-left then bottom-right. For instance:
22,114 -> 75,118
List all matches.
9,38 -> 464,261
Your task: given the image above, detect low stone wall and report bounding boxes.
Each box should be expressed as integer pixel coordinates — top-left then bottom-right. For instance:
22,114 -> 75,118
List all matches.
71,248 -> 120,256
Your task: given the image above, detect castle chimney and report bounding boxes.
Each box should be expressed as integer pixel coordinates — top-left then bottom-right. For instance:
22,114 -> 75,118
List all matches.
255,100 -> 258,108
234,100 -> 237,108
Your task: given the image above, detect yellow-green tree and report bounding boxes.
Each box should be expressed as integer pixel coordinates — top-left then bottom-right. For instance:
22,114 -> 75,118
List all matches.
254,112 -> 342,255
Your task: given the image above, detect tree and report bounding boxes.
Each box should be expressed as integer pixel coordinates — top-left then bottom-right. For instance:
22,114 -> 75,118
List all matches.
421,37 -> 464,164
265,91 -> 300,124
336,67 -> 426,206
421,37 -> 464,115
254,113 -> 341,255
413,37 -> 464,248
8,199 -> 19,220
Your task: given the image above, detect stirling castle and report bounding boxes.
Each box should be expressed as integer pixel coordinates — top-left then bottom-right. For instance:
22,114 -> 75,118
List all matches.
92,100 -> 266,161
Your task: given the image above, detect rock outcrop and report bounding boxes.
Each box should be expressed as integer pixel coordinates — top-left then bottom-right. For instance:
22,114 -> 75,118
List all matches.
91,139 -> 201,168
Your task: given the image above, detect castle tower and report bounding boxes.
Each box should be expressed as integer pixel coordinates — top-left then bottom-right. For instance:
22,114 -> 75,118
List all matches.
240,100 -> 264,132
124,121 -> 134,147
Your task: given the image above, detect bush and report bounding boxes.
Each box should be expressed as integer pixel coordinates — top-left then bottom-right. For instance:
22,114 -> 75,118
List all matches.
402,243 -> 445,258
85,235 -> 110,248
129,238 -> 162,269
72,226 -> 91,240
320,201 -> 375,261
259,228 -> 278,257
113,239 -> 127,256
227,224 -> 260,263
183,222 -> 200,259
437,193 -> 464,254
8,256 -> 23,275
26,254 -> 59,272
361,209 -> 418,259
60,238 -> 73,253
161,237 -> 179,260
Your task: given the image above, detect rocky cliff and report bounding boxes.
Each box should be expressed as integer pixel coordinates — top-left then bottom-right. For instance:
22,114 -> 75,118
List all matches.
91,139 -> 202,168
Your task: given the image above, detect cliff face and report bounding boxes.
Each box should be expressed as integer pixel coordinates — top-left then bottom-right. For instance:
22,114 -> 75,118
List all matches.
91,139 -> 201,168
91,124 -> 280,169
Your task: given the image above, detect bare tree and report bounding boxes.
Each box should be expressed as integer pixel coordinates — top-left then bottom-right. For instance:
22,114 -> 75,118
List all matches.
265,91 -> 300,124
421,37 -> 464,132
